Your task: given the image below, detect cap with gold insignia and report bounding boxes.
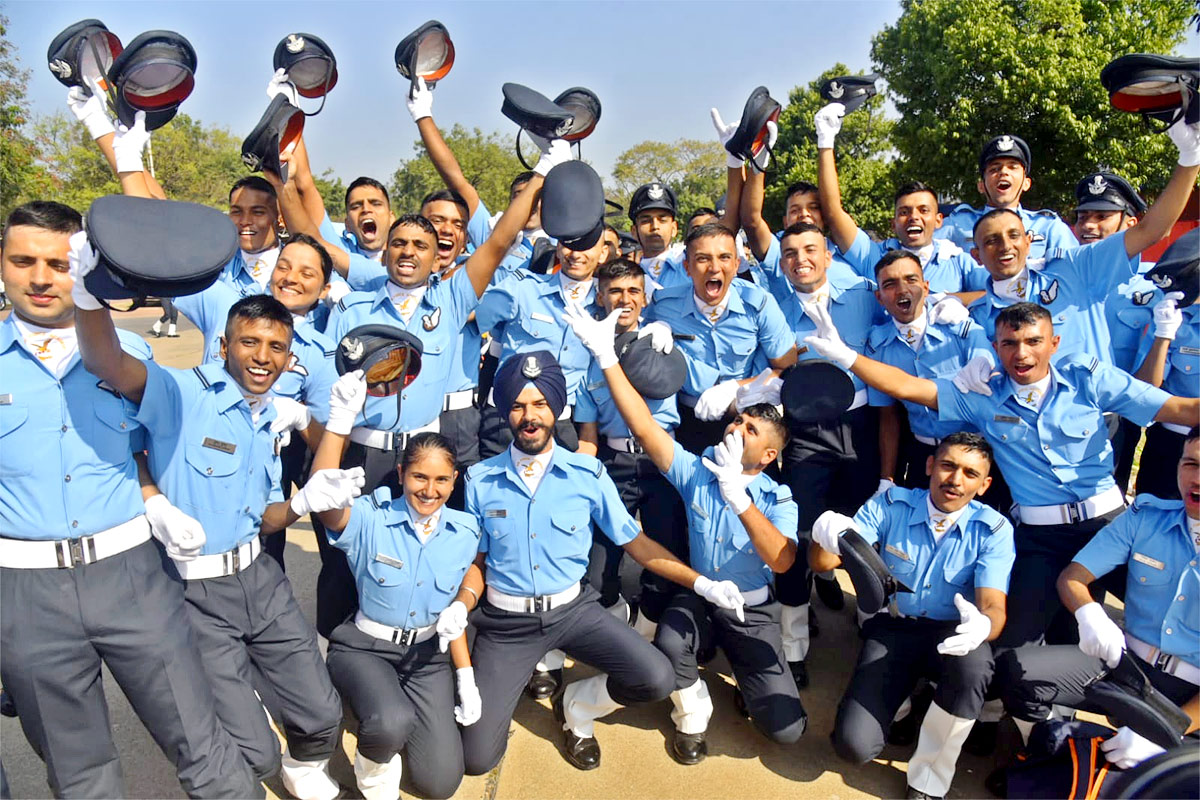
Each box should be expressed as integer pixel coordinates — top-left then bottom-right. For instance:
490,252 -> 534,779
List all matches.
978,134 -> 1031,175
628,182 -> 677,221
335,324 -> 424,398
1073,171 -> 1147,216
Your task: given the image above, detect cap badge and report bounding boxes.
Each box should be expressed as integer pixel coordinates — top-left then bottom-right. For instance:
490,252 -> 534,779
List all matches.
241,152 -> 262,171
1149,273 -> 1173,289
521,355 -> 542,379
48,59 -> 71,78
554,119 -> 572,137
828,81 -> 844,99
996,135 -> 1015,152
286,34 -> 305,54
647,184 -> 664,201
341,336 -> 364,362
1088,175 -> 1108,195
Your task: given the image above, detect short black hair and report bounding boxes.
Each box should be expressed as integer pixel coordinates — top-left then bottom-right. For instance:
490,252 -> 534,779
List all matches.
873,248 -> 923,276
224,294 -> 293,340
596,258 -> 645,284
780,221 -> 824,241
345,177 -> 390,207
741,403 -> 791,451
972,207 -> 1023,239
402,431 -> 458,472
995,301 -> 1052,333
387,213 -> 438,240
1186,427 -> 1199,444
510,171 -> 536,194
684,222 -> 736,249
935,431 -> 993,470
282,232 -> 333,283
894,180 -> 939,206
229,176 -> 277,203
784,181 -> 819,205
420,188 -> 469,220
3,201 -> 82,239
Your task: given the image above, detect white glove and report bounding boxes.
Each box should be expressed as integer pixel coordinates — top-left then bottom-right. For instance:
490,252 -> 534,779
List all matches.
735,368 -> 782,411
324,281 -> 352,307
289,467 -> 366,517
144,494 -> 206,561
750,120 -> 778,171
454,667 -> 482,727
436,600 -> 469,653
1167,118 -> 1200,167
67,231 -> 103,311
563,301 -> 621,369
636,320 -> 674,354
936,593 -> 993,657
701,430 -> 755,515
802,303 -> 858,370
872,478 -> 896,499
265,67 -> 299,106
815,102 -> 845,150
406,76 -> 434,122
693,575 -> 746,622
711,107 -> 744,169
928,295 -> 970,326
694,379 -> 741,421
1152,291 -> 1185,340
112,111 -> 149,174
1100,726 -> 1166,770
270,397 -> 312,441
952,355 -> 997,396
67,86 -> 115,140
326,369 -> 368,436
812,510 -> 857,556
1074,602 -> 1125,668
533,138 -> 572,177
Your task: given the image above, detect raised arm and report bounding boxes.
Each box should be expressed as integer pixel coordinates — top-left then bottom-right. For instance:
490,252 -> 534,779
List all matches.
462,170 -> 544,298
409,78 -> 482,216
264,163 -> 352,279
289,134 -> 335,229
70,238 -> 149,403
1124,124 -> 1200,258
739,168 -> 775,261
814,103 -> 859,253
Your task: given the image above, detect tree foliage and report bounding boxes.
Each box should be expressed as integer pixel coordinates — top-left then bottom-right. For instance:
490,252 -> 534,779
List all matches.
767,63 -> 897,235
872,0 -> 1195,214
609,139 -> 728,227
389,124 -> 524,216
0,11 -> 52,219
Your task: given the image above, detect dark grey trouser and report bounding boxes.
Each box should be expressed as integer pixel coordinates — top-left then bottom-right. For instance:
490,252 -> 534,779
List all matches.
182,552 -> 342,779
439,403 -> 481,512
833,615 -> 994,764
654,591 -> 807,744
326,622 -> 463,800
0,539 -> 260,798
461,585 -> 675,775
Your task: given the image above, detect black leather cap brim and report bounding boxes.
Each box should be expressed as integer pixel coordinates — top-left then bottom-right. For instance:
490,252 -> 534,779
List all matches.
501,82 -> 575,140
241,95 -> 305,182
1147,228 -> 1200,306
115,91 -> 178,131
615,330 -> 688,400
780,360 -> 856,424
724,86 -> 781,161
839,530 -> 892,615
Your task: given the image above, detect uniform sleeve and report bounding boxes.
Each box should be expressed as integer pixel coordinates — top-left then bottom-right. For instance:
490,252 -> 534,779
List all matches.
962,322 -> 995,364
465,474 -> 489,554
757,237 -> 793,302
326,496 -> 372,563
1089,362 -> 1170,426
663,441 -> 700,494
1072,507 -> 1137,580
935,378 -> 990,426
467,200 -> 492,250
681,346 -> 722,397
1061,230 -> 1137,302
173,281 -> 234,343
475,278 -> 520,336
319,213 -> 350,255
592,466 -> 642,546
767,483 -> 799,542
133,362 -> 190,438
851,494 -> 889,547
447,268 -> 484,325
301,346 -> 337,424
345,253 -> 389,293
267,455 -> 284,505
757,291 -> 797,361
959,257 -> 991,292
973,519 -> 1016,593
868,385 -> 897,408
1042,216 -> 1079,259
839,228 -> 885,280
573,379 -> 599,424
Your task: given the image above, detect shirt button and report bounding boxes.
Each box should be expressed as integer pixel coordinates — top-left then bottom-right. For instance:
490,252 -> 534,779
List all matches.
61,425 -> 68,432
378,577 -> 385,584
410,611 -> 416,617
714,566 -> 720,572
531,533 -> 537,539
717,537 -> 723,543
1178,595 -> 1186,602
1140,576 -> 1147,582
1002,435 -> 1008,441
64,475 -> 71,482
120,422 -> 127,430
72,520 -> 78,528
1083,430 -> 1089,435
921,610 -> 928,616
1166,628 -> 1173,635
1043,445 -> 1049,451
206,467 -> 213,475
534,564 -> 539,570
417,581 -> 423,587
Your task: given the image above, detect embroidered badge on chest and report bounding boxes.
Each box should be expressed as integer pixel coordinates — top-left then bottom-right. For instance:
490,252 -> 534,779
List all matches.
1038,280 -> 1059,305
422,306 -> 441,331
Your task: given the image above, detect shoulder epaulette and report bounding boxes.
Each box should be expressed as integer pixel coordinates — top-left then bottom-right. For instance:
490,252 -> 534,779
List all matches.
323,349 -> 337,358
1033,208 -> 1060,218
369,485 -> 393,509
192,366 -> 211,389
1130,493 -> 1183,513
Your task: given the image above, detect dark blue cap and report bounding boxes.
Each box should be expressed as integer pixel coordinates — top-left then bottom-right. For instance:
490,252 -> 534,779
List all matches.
628,182 -> 677,221
494,351 -> 567,420
979,134 -> 1031,174
1074,172 -> 1147,215
542,161 -> 605,251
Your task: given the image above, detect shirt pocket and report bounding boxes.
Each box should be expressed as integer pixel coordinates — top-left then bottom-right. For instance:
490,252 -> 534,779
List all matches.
1056,415 -> 1103,465
481,508 -> 515,541
882,546 -> 917,579
88,399 -> 139,465
0,404 -> 32,477
366,557 -> 410,589
942,547 -> 977,591
434,566 -> 466,602
1129,552 -> 1172,587
550,504 -> 591,546
184,442 -> 243,508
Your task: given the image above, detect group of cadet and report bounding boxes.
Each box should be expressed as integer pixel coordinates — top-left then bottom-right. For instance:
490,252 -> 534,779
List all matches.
1,51 -> 1198,800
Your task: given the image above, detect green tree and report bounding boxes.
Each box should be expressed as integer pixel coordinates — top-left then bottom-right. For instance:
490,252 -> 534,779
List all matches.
609,138 -> 727,228
390,124 -> 523,215
0,11 -> 53,218
872,0 -> 1194,215
29,111 -> 118,212
313,168 -> 346,219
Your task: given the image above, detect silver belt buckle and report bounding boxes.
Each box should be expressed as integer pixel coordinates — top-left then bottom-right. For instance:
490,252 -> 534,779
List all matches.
533,595 -> 547,612
1065,503 -> 1083,524
396,628 -> 418,646
1154,651 -> 1175,673
228,546 -> 241,574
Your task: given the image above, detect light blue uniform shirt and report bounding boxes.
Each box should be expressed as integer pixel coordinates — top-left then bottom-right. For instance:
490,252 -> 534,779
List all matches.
969,231 -> 1139,366
643,279 -> 794,403
136,362 -> 284,554
328,269 -> 480,432
935,355 -> 1170,507
466,447 -> 641,597
938,203 -> 1077,262
760,236 -> 861,293
1106,263 -> 1159,373
0,320 -> 151,540
476,272 -> 601,404
331,487 -> 481,629
642,247 -> 689,293
1074,495 -> 1199,668
665,442 -> 797,592
216,251 -> 275,298
866,304 -> 993,441
1135,304 -> 1199,399
852,488 -> 1015,621
574,355 -> 680,438
840,229 -> 990,293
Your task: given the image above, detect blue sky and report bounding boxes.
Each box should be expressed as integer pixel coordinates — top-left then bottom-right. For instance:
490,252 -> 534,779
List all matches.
8,1 -> 901,183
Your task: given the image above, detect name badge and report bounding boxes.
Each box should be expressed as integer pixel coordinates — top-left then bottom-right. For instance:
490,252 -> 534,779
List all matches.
202,437 -> 237,454
375,553 -> 404,569
1181,346 -> 1200,356
531,312 -> 554,324
884,544 -> 910,561
0,393 -> 11,405
485,509 -> 507,518
1132,552 -> 1165,571
994,414 -> 1020,424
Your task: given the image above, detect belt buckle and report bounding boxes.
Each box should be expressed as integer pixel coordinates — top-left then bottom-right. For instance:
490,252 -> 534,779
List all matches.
533,595 -> 547,612
67,537 -> 85,567
1154,652 -> 1175,673
229,546 -> 241,574
1064,503 -> 1082,525
397,628 -> 417,646
630,439 -> 644,455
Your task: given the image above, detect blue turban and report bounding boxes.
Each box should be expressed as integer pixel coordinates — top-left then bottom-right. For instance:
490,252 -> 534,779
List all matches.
493,350 -> 567,420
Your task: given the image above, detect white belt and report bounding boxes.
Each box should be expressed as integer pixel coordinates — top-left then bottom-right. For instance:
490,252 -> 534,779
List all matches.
913,433 -> 939,447
443,388 -> 477,412
1013,486 -> 1125,526
0,516 -> 151,569
1127,634 -> 1200,686
174,537 -> 261,580
607,430 -> 674,454
847,388 -> 869,411
1161,422 -> 1192,436
485,388 -> 573,420
487,582 -> 581,612
741,585 -> 770,607
350,417 -> 441,451
354,611 -> 437,646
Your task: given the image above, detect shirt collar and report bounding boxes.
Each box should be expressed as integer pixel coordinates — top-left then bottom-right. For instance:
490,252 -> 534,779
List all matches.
199,363 -> 274,418
0,315 -> 22,354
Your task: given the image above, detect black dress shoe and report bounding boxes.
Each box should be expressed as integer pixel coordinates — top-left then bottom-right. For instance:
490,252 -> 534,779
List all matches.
0,689 -> 15,718
526,667 -> 562,700
670,731 -> 707,765
963,719 -> 999,757
905,787 -> 942,800
815,574 -> 846,610
553,691 -> 600,770
789,659 -> 809,689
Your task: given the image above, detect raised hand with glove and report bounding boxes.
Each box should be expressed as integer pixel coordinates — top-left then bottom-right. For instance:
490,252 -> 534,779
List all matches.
1152,291 -> 1185,340
454,667 -> 482,726
563,301 -> 622,369
67,230 -> 103,312
1099,726 -> 1166,770
325,370 -> 368,436
67,86 -> 115,141
951,355 -> 997,397
811,510 -> 857,556
802,302 -> 858,371
693,575 -> 746,622
815,102 -> 845,150
144,494 -> 206,561
701,430 -> 754,515
734,368 -> 782,411
266,67 -> 300,106
711,107 -> 745,169
636,320 -> 674,354
1074,601 -> 1125,668
1167,117 -> 1200,167
289,467 -> 366,518
112,111 -> 150,174
530,135 -> 573,177
694,379 -> 741,421
871,478 -> 896,499
270,397 -> 313,450
406,76 -> 434,122
935,593 -> 992,657
928,294 -> 971,326
436,600 -> 469,653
